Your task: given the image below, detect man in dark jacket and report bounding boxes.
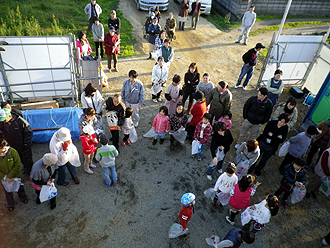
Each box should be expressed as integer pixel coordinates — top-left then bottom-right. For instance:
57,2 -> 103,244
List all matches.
236,87 -> 273,148
191,0 -> 201,29
0,108 -> 33,175
105,94 -> 126,150
235,43 -> 265,90
249,113 -> 290,177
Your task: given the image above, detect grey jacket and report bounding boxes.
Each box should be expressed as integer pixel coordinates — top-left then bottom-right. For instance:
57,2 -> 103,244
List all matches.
92,23 -> 104,41
121,79 -> 144,106
234,142 -> 260,167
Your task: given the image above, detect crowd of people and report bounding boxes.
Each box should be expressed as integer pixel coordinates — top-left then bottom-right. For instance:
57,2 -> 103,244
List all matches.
0,1 -> 329,247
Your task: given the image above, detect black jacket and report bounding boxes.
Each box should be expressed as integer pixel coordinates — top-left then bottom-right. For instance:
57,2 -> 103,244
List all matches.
242,48 -> 258,66
0,112 -> 33,151
107,18 -> 121,34
183,72 -> 200,95
243,96 -> 273,125
105,97 -> 126,126
210,129 -> 233,157
191,2 -> 201,13
281,163 -> 306,191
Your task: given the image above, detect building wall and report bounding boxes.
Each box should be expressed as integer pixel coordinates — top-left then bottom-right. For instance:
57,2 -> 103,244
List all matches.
214,0 -> 330,20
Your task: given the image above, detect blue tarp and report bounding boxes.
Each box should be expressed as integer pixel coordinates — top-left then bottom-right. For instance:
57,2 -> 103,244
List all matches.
22,107 -> 83,143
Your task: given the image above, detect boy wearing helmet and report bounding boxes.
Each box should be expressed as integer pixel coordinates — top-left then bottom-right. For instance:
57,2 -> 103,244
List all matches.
179,192 -> 196,233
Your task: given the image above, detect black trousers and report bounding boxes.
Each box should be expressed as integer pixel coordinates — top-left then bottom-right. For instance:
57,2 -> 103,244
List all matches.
325,232 -> 330,244
123,134 -> 129,142
111,130 -> 119,149
17,148 -> 33,175
274,186 -> 292,201
306,142 -> 325,165
94,41 -> 104,58
152,91 -> 162,99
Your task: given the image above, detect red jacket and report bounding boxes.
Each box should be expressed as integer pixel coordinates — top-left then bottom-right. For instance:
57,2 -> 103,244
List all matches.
193,121 -> 212,144
190,101 -> 207,127
104,33 -> 119,55
179,205 -> 193,229
80,134 -> 98,155
229,184 -> 253,210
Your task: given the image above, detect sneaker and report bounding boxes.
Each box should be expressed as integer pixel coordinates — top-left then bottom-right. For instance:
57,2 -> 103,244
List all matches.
160,138 -> 164,145
73,177 -> 80,184
217,169 -> 222,174
235,143 -> 240,149
235,41 -> 240,43
152,139 -> 157,145
207,175 -> 212,181
22,199 -> 29,204
157,98 -> 162,102
8,206 -> 14,211
191,154 -> 197,158
57,181 -> 69,186
85,169 -> 94,175
234,85 -> 239,89
152,99 -> 158,103
90,164 -> 96,168
134,122 -> 139,127
114,68 -> 119,72
197,157 -> 202,161
226,216 -> 235,225
122,141 -> 126,147
126,140 -> 131,145
112,182 -> 117,186
282,200 -> 288,208
243,42 -> 247,45
243,86 -> 247,91
322,238 -> 329,246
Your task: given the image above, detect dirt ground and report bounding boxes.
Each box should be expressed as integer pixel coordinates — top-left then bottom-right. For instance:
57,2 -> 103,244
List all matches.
1,1 -> 330,247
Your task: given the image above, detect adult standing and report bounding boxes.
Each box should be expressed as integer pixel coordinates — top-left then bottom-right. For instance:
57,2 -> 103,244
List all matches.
121,70 -> 144,127
49,127 -> 80,186
278,125 -> 319,174
107,10 -> 121,53
235,43 -> 265,90
235,6 -> 256,45
104,26 -> 120,72
207,81 -> 232,122
249,113 -> 290,177
147,17 -> 161,60
92,18 -> 104,58
272,97 -> 298,130
165,13 -> 176,41
84,0 -> 102,32
306,119 -> 330,166
159,39 -> 174,68
164,74 -> 183,115
206,122 -> 233,180
306,147 -> 330,199
81,83 -> 104,128
0,108 -> 33,176
191,0 -> 201,30
155,30 -> 166,53
178,0 -> 189,31
30,153 -> 58,210
235,87 -> 273,148
0,139 -> 28,211
151,56 -> 169,103
266,69 -> 284,106
105,94 -> 126,150
196,73 -> 214,100
182,62 -> 200,113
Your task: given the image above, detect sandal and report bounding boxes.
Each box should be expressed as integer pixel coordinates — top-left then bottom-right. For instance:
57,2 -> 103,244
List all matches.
85,169 -> 94,175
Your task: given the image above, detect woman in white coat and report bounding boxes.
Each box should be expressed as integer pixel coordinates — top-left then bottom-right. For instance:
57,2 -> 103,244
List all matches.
150,56 -> 169,103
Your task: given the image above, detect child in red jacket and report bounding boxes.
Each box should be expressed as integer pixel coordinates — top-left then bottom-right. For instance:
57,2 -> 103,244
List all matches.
179,192 -> 196,236
80,125 -> 98,174
152,106 -> 170,145
192,113 -> 212,161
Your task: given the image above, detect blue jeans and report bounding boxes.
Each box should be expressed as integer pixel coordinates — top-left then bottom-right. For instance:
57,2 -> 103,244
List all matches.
206,154 -> 226,175
236,64 -> 254,87
57,161 -> 77,184
249,140 -> 273,176
102,165 -> 117,186
154,130 -> 165,139
197,138 -> 207,159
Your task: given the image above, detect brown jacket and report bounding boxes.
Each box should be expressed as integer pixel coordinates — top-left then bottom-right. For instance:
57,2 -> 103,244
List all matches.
179,1 -> 189,17
315,119 -> 330,148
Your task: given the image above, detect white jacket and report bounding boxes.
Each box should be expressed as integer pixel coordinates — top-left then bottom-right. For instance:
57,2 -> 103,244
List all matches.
84,3 -> 102,18
122,118 -> 134,135
152,64 -> 169,85
81,90 -> 104,115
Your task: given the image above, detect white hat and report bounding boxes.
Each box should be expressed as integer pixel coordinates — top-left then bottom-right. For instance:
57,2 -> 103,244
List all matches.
83,125 -> 95,135
42,153 -> 58,166
57,127 -> 71,142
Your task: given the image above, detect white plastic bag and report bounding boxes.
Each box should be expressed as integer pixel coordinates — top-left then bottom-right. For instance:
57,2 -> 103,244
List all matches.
291,186 -> 306,204
278,141 -> 290,157
216,191 -> 231,206
129,127 -> 138,143
68,144 -> 81,167
40,183 -> 58,203
191,140 -> 202,155
143,127 -> 155,138
203,188 -> 215,199
235,160 -> 250,181
216,148 -> 225,161
319,176 -> 330,197
170,128 -> 187,144
150,82 -> 162,95
187,115 -> 193,123
241,207 -> 254,226
206,235 -> 220,247
168,223 -> 188,238
1,177 -> 23,192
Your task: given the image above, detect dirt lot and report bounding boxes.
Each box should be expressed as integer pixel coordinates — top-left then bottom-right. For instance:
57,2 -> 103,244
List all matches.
1,1 -> 330,248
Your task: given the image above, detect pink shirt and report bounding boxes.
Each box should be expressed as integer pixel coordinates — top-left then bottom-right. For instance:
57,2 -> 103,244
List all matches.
218,117 -> 232,129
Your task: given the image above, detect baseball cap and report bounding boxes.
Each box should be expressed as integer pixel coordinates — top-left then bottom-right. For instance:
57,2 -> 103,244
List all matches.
255,43 -> 265,49
0,108 -> 10,122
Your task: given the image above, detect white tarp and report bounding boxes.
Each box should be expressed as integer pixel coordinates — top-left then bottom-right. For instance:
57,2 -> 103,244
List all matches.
0,36 -> 74,99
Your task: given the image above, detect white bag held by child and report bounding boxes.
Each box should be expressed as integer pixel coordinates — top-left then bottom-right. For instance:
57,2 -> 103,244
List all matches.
206,235 -> 220,247
235,160 -> 250,181
129,127 -> 138,143
203,188 -> 215,199
291,186 -> 306,204
40,183 -> 58,203
143,127 -> 155,138
319,176 -> 330,197
216,191 -> 231,206
170,128 -> 187,144
1,176 -> 23,192
216,148 -> 225,161
191,140 -> 202,155
168,223 -> 188,238
241,207 -> 254,226
278,141 -> 290,157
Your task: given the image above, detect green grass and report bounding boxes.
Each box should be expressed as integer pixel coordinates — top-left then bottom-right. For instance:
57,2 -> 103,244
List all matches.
205,10 -> 240,31
0,0 -> 138,57
250,21 -> 330,36
256,14 -> 330,22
